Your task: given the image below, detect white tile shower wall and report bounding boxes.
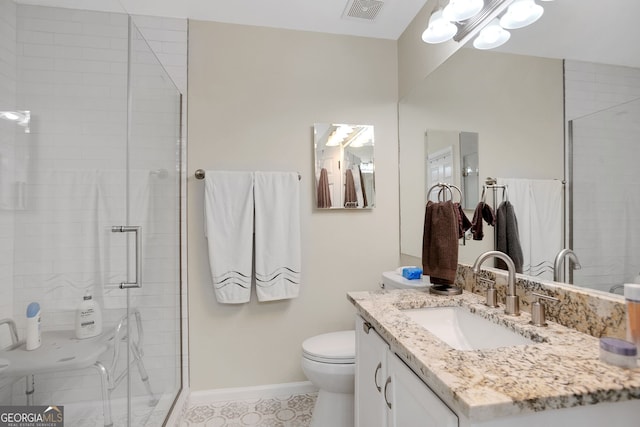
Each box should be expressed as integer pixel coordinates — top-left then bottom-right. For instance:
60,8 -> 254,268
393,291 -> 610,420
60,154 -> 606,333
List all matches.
6,4 -> 187,408
0,0 -> 17,338
565,61 -> 640,121
565,60 -> 640,291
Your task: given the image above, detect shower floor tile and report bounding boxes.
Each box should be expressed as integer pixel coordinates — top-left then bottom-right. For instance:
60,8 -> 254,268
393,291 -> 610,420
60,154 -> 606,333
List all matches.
180,392 -> 317,427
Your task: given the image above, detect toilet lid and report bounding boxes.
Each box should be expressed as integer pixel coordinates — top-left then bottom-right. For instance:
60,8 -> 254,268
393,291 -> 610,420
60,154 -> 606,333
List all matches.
302,330 -> 355,364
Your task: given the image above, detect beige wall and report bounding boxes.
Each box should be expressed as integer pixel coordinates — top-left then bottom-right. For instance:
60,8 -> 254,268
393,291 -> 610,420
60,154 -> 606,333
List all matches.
399,48 -> 565,264
187,20 -> 399,390
397,0 -> 465,100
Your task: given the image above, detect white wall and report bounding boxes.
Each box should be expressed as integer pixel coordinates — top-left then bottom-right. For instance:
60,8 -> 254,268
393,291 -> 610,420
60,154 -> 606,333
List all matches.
187,20 -> 399,390
566,60 -> 640,291
399,48 -> 565,264
397,0 -> 461,100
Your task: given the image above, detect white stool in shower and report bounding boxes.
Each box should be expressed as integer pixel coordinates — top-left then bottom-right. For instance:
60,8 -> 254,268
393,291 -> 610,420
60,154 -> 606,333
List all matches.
0,310 -> 156,427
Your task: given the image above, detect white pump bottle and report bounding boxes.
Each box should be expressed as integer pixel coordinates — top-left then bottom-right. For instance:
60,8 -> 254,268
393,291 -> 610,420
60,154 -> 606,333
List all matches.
75,291 -> 102,339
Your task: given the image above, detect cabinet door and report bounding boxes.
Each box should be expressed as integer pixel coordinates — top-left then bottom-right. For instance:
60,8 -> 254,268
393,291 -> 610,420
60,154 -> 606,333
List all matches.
386,352 -> 458,427
355,315 -> 389,427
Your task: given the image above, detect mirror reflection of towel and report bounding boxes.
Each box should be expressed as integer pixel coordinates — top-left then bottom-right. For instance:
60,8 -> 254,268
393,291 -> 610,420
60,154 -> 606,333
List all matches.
454,202 -> 472,238
358,166 -> 368,208
317,168 -> 332,208
344,169 -> 357,208
496,200 -> 524,273
471,202 -> 495,240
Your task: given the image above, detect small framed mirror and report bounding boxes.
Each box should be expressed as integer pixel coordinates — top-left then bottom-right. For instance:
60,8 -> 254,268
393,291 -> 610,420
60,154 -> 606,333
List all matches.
313,123 -> 375,209
426,130 -> 479,210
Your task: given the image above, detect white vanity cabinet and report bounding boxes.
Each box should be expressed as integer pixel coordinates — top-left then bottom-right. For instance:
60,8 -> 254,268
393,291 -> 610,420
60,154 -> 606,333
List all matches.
355,315 -> 388,427
356,315 -> 458,427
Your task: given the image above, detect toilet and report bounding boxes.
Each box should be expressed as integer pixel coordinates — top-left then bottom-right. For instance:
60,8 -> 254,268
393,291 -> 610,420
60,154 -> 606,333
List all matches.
301,267 -> 430,427
302,330 -> 355,427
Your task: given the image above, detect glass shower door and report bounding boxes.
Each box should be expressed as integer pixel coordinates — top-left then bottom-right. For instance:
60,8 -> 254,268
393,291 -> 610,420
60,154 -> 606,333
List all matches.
122,19 -> 182,425
1,4 -> 182,425
569,97 -> 640,293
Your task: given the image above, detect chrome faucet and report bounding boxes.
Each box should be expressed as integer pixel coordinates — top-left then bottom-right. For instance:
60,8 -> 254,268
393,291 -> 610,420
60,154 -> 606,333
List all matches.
553,249 -> 582,283
472,250 -> 520,316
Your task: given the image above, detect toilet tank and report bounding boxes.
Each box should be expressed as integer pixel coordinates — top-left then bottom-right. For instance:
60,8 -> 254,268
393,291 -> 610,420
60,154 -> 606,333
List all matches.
381,268 -> 430,290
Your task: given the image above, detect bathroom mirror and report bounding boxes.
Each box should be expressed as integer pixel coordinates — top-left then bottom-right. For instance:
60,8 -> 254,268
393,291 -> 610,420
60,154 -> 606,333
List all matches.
399,46 -> 565,262
399,1 -> 640,296
314,123 -> 375,209
425,129 -> 479,210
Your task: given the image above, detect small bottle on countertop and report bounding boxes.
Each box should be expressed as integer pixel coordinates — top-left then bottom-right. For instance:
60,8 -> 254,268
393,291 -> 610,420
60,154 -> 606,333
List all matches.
624,283 -> 640,357
25,302 -> 41,351
75,291 -> 102,339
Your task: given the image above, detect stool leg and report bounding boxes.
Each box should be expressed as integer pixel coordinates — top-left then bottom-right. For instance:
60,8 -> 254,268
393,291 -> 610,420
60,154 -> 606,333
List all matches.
95,362 -> 113,427
25,375 -> 34,406
131,342 -> 157,406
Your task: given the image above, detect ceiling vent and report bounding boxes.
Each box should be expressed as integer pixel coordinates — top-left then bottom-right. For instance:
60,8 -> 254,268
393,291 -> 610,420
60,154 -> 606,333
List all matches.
343,0 -> 384,21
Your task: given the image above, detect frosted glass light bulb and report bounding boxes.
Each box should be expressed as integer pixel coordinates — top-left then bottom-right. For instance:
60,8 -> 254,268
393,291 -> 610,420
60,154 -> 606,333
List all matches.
443,0 -> 484,22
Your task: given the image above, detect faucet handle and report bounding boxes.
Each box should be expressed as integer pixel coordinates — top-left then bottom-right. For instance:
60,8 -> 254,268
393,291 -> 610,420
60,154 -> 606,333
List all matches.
530,292 -> 560,326
478,277 -> 498,308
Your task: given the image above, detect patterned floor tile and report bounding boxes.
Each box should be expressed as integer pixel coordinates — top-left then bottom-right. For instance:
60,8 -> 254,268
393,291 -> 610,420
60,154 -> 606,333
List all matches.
181,393 -> 317,427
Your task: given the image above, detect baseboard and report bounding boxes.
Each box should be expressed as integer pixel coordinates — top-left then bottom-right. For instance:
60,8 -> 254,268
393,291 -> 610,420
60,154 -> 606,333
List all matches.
188,381 -> 318,406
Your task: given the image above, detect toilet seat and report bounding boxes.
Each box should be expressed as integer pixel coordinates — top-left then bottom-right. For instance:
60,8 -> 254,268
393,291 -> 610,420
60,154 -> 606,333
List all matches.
302,330 -> 355,364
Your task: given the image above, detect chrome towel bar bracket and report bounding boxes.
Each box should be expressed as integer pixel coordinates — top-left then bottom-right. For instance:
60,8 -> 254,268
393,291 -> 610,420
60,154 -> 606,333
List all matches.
194,169 -> 301,180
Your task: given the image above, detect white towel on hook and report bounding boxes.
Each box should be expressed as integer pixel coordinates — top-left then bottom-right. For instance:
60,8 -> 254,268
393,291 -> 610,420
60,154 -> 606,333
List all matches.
254,171 -> 301,301
204,171 -> 254,304
351,166 -> 364,208
497,178 -> 562,280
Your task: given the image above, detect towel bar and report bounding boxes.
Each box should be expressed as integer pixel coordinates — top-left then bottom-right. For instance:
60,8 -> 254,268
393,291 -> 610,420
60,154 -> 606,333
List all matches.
195,169 -> 301,180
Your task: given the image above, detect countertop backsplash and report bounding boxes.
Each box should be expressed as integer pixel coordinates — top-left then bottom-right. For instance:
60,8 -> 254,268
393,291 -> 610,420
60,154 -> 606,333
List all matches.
456,264 -> 627,339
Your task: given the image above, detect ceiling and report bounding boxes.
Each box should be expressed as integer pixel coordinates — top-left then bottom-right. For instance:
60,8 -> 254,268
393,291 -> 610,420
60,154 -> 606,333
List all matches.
17,0 -> 640,68
492,0 -> 640,69
18,0 -> 429,40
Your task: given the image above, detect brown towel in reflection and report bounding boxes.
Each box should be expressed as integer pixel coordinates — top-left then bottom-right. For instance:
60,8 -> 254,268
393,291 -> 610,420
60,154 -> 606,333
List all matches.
316,168 -> 332,208
344,169 -> 357,208
471,202 -> 496,240
454,202 -> 472,238
422,200 -> 459,284
496,201 -> 524,273
358,166 -> 368,208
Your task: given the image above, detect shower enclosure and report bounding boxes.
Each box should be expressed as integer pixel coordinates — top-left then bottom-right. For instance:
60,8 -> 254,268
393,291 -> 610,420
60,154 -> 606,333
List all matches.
569,96 -> 640,292
0,1 -> 183,425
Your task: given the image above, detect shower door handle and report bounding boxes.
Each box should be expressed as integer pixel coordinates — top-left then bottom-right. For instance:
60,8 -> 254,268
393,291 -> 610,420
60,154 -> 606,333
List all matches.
111,225 -> 142,289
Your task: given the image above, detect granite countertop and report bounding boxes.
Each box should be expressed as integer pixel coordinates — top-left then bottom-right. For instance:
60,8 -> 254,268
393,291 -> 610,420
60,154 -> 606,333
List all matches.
348,289 -> 640,422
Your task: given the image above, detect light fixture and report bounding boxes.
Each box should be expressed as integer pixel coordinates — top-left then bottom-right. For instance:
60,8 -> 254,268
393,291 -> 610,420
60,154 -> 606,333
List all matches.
326,124 -> 353,147
0,110 -> 31,133
499,0 -> 544,30
422,9 -> 457,44
473,18 -> 511,50
421,0 -> 551,50
347,126 -> 374,148
442,0 -> 484,22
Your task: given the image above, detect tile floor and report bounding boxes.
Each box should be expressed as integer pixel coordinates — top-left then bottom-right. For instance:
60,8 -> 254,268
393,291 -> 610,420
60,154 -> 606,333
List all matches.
181,393 -> 317,427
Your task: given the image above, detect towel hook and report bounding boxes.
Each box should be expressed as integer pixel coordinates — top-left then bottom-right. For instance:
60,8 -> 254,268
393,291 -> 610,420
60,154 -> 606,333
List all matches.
428,182 -> 460,203
449,184 -> 463,205
436,183 -> 453,202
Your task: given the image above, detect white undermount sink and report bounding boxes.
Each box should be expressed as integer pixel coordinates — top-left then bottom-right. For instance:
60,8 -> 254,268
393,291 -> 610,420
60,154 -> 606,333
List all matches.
402,306 -> 534,351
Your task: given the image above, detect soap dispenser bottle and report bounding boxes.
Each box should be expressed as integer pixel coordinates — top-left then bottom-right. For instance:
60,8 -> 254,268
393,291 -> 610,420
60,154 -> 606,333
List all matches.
75,291 -> 102,339
25,302 -> 41,350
